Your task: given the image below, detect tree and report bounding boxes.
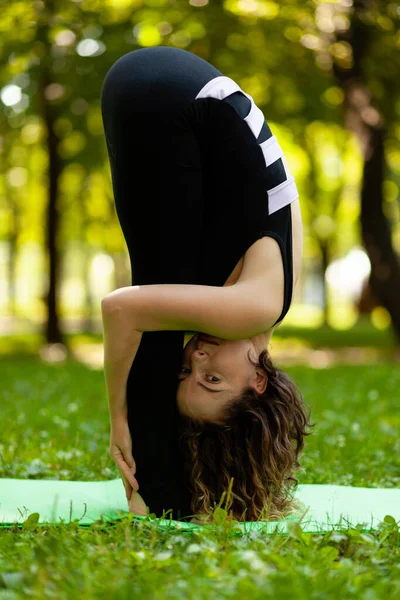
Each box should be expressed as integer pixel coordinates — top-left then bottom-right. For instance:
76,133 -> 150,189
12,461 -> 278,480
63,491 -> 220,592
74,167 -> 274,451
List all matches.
331,0 -> 400,337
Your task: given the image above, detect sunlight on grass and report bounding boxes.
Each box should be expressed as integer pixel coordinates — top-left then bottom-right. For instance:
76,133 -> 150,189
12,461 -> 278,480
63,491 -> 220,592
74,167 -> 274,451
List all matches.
279,303 -> 324,328
1,357 -> 399,597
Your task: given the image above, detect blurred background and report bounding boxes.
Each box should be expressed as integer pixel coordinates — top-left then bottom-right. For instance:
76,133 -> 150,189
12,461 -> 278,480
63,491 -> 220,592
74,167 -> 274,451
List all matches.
1,0 -> 400,369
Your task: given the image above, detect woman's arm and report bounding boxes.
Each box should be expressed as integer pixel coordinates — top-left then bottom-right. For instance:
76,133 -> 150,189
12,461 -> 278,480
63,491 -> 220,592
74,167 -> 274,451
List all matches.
101,299 -> 143,422
101,276 -> 280,412
101,279 -> 280,341
102,303 -> 148,514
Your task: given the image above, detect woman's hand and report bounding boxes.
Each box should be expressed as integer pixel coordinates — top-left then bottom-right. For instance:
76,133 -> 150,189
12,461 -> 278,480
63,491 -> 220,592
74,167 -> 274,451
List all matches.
109,417 -> 139,501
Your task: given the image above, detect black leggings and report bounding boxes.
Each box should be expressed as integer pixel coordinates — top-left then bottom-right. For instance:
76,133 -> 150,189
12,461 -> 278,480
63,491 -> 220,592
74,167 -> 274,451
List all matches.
100,47 -> 278,518
101,46 -> 275,285
100,47 -> 226,519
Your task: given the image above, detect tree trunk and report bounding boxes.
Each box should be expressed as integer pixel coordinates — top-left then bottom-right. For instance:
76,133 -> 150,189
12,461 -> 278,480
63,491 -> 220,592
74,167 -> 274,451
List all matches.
39,70 -> 64,344
7,230 -> 17,317
320,240 -> 330,325
35,0 -> 64,346
332,0 -> 400,340
82,247 -> 95,334
3,142 -> 18,320
7,185 -> 18,317
360,126 -> 400,332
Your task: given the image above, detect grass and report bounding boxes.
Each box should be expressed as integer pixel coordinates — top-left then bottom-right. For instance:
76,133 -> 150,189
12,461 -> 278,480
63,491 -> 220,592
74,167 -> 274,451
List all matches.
274,321 -> 397,349
0,317 -> 396,357
0,355 -> 400,598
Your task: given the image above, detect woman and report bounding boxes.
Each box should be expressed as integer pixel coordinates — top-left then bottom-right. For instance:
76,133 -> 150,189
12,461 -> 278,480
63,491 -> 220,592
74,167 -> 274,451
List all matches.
100,46 -> 313,522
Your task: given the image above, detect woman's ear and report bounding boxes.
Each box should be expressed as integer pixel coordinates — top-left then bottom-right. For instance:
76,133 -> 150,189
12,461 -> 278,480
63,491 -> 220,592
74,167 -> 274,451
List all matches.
251,370 -> 268,395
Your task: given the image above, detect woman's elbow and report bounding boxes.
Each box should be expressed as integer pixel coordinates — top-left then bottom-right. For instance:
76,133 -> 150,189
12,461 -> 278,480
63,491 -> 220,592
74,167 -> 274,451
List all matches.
101,291 -> 125,317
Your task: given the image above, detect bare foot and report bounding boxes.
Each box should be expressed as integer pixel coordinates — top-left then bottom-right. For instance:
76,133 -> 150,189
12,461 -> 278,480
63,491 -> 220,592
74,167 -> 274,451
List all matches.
128,490 -> 148,516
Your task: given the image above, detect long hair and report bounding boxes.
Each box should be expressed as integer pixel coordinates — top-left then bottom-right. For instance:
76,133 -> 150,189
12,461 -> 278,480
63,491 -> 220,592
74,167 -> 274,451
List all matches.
179,349 -> 315,522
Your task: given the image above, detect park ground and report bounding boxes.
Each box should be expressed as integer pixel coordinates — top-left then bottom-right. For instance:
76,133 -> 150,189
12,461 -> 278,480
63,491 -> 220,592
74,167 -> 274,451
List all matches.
0,322 -> 399,598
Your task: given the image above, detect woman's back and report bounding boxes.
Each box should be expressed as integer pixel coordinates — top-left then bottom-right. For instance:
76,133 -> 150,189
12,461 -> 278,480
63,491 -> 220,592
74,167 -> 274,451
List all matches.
231,198 -> 303,329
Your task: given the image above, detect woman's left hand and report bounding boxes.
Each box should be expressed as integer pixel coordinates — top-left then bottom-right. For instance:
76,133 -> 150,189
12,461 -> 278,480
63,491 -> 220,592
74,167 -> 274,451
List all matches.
109,416 -> 139,501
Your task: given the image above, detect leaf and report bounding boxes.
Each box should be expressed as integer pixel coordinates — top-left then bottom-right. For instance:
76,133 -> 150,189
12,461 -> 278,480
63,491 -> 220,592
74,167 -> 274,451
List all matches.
287,520 -> 306,542
0,572 -> 25,590
0,590 -> 20,600
213,507 -> 228,525
21,512 -> 40,531
319,546 -> 339,562
0,591 -> 20,600
360,533 -> 376,545
383,515 -> 397,525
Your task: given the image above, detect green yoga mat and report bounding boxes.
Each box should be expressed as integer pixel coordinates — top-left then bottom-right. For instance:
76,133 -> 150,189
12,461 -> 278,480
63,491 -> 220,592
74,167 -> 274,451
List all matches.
0,478 -> 399,534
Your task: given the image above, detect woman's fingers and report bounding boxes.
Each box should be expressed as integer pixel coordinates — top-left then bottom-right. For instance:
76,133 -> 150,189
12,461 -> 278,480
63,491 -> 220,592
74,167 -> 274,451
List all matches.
111,446 -> 139,492
123,452 -> 137,478
116,459 -> 136,500
120,470 -> 133,501
109,422 -> 139,501
118,456 -> 139,492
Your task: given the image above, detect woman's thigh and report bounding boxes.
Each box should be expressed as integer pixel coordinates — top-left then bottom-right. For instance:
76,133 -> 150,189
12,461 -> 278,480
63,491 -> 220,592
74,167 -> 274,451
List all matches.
101,48 -> 223,286
101,46 -> 222,118
100,48 -> 224,519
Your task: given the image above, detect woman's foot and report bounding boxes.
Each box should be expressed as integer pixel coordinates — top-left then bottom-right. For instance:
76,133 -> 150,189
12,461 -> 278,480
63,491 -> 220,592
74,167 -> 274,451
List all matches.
128,490 -> 148,516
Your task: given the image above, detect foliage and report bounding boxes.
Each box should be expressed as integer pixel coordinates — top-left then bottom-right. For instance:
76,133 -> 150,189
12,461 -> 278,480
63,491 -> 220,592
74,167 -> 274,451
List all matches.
0,514 -> 399,599
0,0 -> 400,332
0,357 -> 400,597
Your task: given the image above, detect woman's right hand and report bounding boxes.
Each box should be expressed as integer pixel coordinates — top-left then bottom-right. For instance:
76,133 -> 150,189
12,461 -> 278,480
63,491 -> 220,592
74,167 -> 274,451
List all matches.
109,416 -> 139,501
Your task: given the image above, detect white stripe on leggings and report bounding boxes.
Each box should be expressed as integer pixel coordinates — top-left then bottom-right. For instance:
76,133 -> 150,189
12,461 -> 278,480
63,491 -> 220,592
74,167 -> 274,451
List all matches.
195,75 -> 299,215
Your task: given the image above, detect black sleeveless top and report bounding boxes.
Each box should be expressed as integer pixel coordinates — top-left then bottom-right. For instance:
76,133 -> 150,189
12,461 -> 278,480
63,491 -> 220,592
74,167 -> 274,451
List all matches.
162,95 -> 294,326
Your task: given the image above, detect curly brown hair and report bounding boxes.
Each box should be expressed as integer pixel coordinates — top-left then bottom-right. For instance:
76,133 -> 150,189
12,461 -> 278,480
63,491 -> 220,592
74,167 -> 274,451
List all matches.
178,349 -> 315,522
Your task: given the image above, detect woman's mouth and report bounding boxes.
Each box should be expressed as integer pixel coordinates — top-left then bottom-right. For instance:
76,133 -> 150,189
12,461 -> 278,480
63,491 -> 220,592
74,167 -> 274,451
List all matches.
197,333 -> 219,346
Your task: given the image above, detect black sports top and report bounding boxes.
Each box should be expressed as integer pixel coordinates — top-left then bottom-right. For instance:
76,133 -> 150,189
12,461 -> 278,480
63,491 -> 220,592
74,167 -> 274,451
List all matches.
102,48 -> 298,326
163,92 -> 295,326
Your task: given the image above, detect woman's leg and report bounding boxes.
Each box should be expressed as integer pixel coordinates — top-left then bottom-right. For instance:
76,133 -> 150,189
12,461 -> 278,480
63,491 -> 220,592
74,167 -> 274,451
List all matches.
101,46 -> 224,285
100,47 -> 223,518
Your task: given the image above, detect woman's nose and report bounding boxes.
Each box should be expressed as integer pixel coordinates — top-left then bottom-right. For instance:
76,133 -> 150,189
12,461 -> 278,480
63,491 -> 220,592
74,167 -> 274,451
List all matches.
192,349 -> 209,362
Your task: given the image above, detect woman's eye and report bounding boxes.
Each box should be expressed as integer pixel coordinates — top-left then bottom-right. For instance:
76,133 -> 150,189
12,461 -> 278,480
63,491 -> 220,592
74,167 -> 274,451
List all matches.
177,367 -> 190,380
178,367 -> 219,383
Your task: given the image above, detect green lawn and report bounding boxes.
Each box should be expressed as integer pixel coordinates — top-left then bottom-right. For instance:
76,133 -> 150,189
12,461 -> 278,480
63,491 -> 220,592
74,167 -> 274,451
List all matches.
274,321 -> 396,349
0,317 -> 396,358
0,356 -> 399,598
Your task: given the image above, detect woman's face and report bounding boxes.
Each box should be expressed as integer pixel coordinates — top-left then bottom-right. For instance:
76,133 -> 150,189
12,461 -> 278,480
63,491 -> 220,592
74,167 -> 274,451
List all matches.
176,333 -> 267,422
